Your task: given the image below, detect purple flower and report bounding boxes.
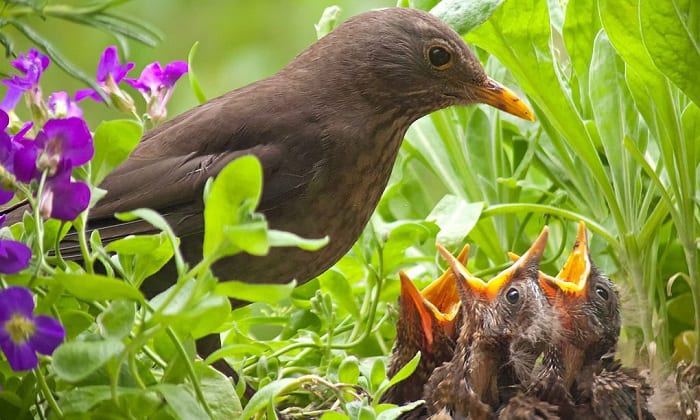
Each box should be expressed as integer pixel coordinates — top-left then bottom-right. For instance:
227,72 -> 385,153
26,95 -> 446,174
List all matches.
47,91 -> 82,119
125,61 -> 187,123
75,46 -> 135,112
0,49 -> 49,113
0,287 -> 64,371
35,117 -> 93,172
38,162 -> 90,221
0,111 -> 38,203
0,215 -> 31,274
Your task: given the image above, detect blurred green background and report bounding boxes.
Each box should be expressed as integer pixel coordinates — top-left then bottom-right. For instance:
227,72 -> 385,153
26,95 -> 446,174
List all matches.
1,0 -> 393,121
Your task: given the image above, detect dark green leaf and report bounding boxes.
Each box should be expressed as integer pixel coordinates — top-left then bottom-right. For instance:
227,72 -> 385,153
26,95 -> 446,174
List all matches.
153,384 -> 208,420
53,339 -> 125,382
55,273 -> 143,302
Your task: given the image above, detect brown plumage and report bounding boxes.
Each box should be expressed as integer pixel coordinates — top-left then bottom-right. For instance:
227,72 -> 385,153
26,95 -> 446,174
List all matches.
381,246 -> 466,407
529,222 -> 653,419
425,227 -> 551,418
2,8 -> 534,380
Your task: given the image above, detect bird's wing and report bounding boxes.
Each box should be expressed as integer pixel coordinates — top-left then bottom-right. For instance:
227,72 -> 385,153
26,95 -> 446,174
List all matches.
42,83 -> 323,258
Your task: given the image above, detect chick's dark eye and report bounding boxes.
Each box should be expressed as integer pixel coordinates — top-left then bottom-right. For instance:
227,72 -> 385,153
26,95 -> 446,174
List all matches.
506,287 -> 519,304
429,46 -> 452,68
595,286 -> 609,301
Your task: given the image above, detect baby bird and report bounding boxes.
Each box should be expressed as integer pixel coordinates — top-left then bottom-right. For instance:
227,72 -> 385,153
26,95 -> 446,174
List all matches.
529,222 -> 653,419
425,227 -> 553,419
381,246 -> 468,414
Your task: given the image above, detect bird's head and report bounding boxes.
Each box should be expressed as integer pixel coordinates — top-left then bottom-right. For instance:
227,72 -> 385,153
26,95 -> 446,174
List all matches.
536,222 -> 620,356
303,8 -> 534,122
394,245 -> 466,355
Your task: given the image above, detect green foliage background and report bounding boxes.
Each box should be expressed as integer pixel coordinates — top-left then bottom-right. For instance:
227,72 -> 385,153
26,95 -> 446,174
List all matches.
0,0 -> 698,418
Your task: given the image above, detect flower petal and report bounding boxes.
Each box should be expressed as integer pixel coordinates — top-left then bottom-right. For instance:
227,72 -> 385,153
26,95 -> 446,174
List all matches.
36,118 -> 94,168
29,315 -> 65,355
0,336 -> 38,371
0,287 -> 35,323
0,240 -> 32,274
42,171 -> 90,221
74,89 -> 104,103
162,61 -> 188,87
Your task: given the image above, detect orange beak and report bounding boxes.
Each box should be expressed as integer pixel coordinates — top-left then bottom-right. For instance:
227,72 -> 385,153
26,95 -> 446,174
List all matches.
397,244 -> 467,345
481,226 -> 549,300
510,223 -> 591,298
470,77 -> 536,122
541,221 -> 590,298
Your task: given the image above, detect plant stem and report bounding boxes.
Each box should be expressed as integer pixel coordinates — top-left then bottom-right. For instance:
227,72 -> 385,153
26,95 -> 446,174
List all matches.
34,366 -> 62,418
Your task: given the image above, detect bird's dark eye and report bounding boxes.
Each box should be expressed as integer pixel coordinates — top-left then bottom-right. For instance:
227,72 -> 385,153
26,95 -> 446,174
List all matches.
428,46 -> 452,69
595,286 -> 609,301
506,287 -> 519,304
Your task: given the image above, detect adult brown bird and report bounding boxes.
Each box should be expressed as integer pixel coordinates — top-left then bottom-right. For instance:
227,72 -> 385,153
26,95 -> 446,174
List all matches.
5,7 -> 534,380
528,222 -> 653,419
425,227 -> 551,419
381,245 -> 467,415
77,7 -> 533,289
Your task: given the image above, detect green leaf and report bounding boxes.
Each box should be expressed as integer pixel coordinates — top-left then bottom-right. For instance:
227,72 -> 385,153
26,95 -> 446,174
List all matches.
91,120 -> 143,186
53,339 -> 125,382
338,356 -> 360,385
196,364 -> 242,418
639,0 -> 700,107
430,0 -> 505,34
58,385 -> 141,413
319,270 -> 359,318
215,280 -> 297,304
187,41 -> 207,104
98,300 -> 135,340
267,229 -> 329,251
239,378 -> 297,420
153,384 -> 208,420
315,6 -> 341,39
203,156 -> 264,259
374,352 -> 421,402
428,195 -> 482,250
116,208 -> 184,273
54,273 -> 143,302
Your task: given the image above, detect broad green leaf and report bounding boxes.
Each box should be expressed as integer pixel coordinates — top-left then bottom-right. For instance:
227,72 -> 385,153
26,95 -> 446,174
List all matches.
239,378 -> 297,420
153,384 -> 208,420
430,0 -> 504,34
223,221 -> 269,256
58,385 -> 143,414
105,233 -> 167,255
59,309 -> 94,340
562,0 -> 600,116
54,273 -> 143,302
267,229 -> 329,251
639,0 -> 700,107
53,339 -> 125,382
338,356 -> 360,385
90,120 -> 142,186
196,364 -> 242,418
319,270 -> 360,318
428,195 -> 482,250
98,300 -> 135,340
203,156 -> 264,259
466,0 -> 617,223
215,279 -> 297,304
